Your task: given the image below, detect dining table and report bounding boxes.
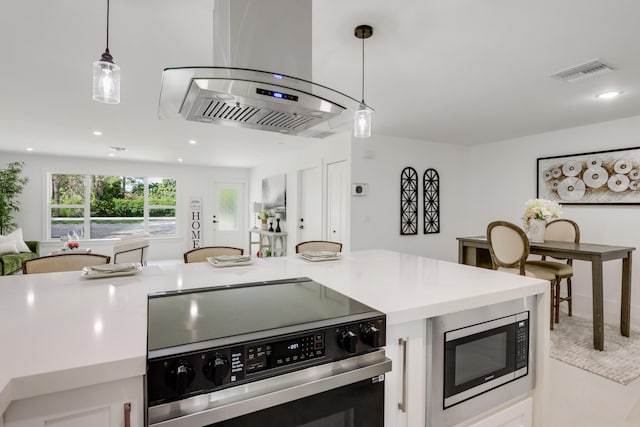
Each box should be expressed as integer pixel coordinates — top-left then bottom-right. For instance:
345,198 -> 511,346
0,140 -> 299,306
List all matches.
457,235 -> 635,351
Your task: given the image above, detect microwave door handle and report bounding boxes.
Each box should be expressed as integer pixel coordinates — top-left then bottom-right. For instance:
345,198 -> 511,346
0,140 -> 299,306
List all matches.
398,338 -> 408,413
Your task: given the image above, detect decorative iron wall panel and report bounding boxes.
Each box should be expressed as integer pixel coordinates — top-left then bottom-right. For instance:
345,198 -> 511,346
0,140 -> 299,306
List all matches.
401,167 -> 418,235
423,168 -> 440,234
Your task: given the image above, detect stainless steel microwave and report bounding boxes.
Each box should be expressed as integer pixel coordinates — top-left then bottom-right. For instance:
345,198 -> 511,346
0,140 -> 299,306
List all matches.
426,295 -> 537,427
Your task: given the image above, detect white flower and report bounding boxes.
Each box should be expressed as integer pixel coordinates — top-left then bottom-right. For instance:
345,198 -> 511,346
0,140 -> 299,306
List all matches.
522,198 -> 562,231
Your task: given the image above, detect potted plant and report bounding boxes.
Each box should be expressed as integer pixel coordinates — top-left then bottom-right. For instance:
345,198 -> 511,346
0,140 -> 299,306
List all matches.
0,161 -> 29,235
260,211 -> 269,230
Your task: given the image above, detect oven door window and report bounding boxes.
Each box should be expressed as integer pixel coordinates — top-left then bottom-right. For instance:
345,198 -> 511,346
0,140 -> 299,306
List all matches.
206,378 -> 384,427
443,321 -> 517,404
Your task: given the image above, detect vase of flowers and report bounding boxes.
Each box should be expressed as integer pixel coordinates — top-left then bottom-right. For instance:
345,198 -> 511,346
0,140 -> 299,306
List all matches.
522,198 -> 562,243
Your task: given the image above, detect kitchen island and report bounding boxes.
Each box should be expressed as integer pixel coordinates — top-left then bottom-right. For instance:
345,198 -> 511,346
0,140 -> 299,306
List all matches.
0,250 -> 548,427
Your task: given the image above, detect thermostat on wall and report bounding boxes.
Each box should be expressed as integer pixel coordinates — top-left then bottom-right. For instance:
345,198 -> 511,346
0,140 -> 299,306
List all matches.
352,183 -> 368,196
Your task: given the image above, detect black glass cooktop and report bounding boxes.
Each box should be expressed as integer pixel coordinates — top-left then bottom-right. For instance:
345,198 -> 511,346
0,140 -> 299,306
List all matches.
147,277 -> 376,351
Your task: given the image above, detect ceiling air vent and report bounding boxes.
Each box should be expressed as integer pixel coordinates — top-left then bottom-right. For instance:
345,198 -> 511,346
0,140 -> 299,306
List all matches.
550,59 -> 614,83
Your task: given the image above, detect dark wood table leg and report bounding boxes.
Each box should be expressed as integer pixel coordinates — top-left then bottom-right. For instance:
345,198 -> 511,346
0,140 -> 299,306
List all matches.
458,241 -> 465,264
592,256 -> 604,351
621,252 -> 632,337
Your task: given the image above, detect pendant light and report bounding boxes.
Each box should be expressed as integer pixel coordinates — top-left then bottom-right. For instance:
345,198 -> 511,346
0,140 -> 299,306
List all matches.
92,0 -> 120,104
354,25 -> 373,138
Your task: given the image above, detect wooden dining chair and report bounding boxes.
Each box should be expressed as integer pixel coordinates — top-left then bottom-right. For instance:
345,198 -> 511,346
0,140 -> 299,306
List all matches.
183,246 -> 244,263
526,219 -> 580,323
486,221 -> 559,330
22,253 -> 111,274
295,241 -> 343,253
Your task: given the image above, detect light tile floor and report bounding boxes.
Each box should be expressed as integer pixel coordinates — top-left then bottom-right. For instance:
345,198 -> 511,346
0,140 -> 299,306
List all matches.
547,356 -> 640,427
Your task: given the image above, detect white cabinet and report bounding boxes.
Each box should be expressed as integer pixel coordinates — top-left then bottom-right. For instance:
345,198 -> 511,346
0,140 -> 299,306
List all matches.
3,377 -> 142,427
463,397 -> 533,427
385,319 -> 426,427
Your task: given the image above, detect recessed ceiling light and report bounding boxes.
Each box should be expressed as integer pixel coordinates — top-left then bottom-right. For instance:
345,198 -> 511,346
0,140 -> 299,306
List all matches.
108,153 -> 115,157
26,147 -> 34,152
189,140 -> 197,145
93,131 -> 102,136
177,158 -> 183,162
595,91 -> 623,99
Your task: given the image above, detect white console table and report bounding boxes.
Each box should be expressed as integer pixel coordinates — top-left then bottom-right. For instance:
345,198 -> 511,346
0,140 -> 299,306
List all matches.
49,247 -> 92,256
249,228 -> 287,257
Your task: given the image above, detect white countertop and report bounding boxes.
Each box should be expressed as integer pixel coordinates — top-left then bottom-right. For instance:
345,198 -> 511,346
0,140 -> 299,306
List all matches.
0,249 -> 546,415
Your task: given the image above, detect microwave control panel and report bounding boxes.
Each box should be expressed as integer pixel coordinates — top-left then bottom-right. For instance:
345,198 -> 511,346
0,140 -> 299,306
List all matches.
515,317 -> 529,371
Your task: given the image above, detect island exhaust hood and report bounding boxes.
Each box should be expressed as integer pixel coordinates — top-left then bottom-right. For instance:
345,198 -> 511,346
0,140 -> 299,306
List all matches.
158,0 -> 362,138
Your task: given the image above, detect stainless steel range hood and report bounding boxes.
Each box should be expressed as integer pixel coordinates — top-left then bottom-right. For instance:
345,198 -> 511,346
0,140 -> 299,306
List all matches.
158,0 -> 362,138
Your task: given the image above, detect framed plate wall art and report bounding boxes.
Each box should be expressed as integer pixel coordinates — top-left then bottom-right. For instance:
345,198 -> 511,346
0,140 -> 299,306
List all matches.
537,146 -> 640,205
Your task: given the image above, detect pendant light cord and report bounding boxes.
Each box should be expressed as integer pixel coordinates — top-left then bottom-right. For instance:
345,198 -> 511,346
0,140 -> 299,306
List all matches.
361,35 -> 365,103
105,0 -> 110,54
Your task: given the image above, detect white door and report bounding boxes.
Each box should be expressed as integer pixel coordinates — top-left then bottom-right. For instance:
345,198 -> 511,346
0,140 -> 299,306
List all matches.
212,182 -> 246,250
298,166 -> 322,243
326,161 -> 348,244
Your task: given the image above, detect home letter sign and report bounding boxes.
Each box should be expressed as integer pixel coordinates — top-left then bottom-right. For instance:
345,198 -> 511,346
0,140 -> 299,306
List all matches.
189,197 -> 202,249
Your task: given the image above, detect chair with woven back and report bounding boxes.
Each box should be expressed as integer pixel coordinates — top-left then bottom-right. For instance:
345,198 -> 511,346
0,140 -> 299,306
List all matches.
183,246 -> 244,263
22,253 -> 111,274
526,219 -> 580,324
486,220 -> 560,330
295,241 -> 343,254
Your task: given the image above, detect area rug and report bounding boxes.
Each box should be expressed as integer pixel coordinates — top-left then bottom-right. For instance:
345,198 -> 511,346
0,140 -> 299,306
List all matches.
549,315 -> 640,385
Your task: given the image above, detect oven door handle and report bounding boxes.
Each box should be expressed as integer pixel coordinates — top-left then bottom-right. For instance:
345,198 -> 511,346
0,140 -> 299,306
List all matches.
149,349 -> 391,427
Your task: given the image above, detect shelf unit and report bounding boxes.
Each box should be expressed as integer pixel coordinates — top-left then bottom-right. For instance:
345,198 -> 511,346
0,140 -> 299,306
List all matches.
249,228 -> 288,257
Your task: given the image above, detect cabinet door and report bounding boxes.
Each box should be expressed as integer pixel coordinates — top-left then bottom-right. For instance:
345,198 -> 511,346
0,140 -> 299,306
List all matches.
385,319 -> 426,427
466,397 -> 533,427
4,377 -> 142,427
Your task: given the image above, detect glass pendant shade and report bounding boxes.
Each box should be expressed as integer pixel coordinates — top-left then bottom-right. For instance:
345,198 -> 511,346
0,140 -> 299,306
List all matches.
353,104 -> 372,138
93,54 -> 120,104
353,25 -> 373,138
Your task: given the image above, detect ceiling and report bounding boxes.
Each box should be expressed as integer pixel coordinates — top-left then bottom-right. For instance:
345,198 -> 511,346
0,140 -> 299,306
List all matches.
2,0 -> 640,168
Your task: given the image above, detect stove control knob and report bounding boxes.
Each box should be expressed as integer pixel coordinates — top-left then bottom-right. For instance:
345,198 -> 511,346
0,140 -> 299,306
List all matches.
204,354 -> 230,386
167,362 -> 195,395
338,329 -> 358,353
360,324 -> 380,348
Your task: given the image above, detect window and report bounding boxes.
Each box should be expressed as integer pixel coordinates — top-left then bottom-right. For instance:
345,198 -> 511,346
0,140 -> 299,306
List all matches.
49,174 -> 176,240
50,174 -> 85,239
217,187 -> 239,231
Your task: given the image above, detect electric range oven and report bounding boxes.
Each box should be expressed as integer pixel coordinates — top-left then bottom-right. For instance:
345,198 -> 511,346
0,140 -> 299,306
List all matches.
145,277 -> 391,427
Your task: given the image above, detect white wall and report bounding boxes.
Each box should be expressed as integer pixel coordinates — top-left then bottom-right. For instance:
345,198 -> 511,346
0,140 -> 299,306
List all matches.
249,133 -> 351,255
350,135 -> 468,261
0,151 -> 249,260
466,115 -> 640,327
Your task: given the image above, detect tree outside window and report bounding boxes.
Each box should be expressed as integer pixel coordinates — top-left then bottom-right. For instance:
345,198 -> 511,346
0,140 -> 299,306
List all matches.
49,174 -> 176,239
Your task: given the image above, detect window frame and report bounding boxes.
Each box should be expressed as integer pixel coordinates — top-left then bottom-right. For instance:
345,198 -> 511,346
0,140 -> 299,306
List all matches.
47,173 -> 178,241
